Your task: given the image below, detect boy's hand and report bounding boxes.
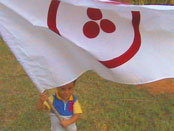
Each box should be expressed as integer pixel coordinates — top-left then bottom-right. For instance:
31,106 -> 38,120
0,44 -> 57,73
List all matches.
37,91 -> 49,111
40,91 -> 48,102
60,118 -> 70,128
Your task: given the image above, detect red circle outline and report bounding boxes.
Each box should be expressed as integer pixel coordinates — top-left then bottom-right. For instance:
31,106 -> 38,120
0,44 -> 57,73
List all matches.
99,11 -> 141,68
47,0 -> 141,68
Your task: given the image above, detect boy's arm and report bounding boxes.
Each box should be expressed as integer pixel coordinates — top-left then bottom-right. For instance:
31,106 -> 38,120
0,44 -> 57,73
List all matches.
60,113 -> 81,128
61,100 -> 82,128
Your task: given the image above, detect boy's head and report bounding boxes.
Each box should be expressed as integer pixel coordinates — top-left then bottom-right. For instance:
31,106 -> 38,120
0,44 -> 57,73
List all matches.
56,80 -> 76,101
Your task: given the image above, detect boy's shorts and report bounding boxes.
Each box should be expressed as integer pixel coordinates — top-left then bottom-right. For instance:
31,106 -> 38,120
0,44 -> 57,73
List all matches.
50,113 -> 77,131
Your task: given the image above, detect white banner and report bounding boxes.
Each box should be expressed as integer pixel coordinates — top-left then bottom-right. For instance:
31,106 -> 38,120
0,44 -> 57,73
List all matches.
0,0 -> 174,92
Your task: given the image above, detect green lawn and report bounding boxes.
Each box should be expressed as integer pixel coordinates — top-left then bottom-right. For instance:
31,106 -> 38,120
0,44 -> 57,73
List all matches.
1,35 -> 174,131
1,1 -> 174,130
132,0 -> 174,5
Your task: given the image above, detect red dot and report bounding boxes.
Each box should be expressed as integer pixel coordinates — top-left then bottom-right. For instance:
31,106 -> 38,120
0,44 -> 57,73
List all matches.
100,19 -> 116,33
87,8 -> 102,20
83,21 -> 100,39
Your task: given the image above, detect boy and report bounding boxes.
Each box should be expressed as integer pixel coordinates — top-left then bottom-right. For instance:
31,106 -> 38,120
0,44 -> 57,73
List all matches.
37,81 -> 82,131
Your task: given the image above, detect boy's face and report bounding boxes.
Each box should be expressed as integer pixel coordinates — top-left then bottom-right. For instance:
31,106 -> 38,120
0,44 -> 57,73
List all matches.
57,82 -> 75,101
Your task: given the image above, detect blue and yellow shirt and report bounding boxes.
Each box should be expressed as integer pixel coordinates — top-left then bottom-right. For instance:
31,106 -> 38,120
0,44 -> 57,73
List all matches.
44,92 -> 82,116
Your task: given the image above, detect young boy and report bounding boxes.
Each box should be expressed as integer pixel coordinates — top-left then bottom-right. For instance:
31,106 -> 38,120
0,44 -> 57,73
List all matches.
37,81 -> 82,131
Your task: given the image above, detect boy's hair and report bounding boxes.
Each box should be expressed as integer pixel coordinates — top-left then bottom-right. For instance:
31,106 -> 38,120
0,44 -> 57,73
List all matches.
73,80 -> 77,85
56,80 -> 77,89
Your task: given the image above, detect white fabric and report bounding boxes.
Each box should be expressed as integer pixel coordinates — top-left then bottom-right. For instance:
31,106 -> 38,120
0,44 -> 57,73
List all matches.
50,113 -> 77,131
0,0 -> 174,92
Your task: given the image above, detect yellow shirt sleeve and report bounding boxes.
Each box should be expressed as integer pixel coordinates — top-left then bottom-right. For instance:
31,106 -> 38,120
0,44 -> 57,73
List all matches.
43,95 -> 54,111
73,100 -> 82,114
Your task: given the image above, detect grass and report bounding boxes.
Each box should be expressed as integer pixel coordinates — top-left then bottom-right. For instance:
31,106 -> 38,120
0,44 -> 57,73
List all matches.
132,0 -> 174,5
1,1 -> 174,130
1,35 -> 174,131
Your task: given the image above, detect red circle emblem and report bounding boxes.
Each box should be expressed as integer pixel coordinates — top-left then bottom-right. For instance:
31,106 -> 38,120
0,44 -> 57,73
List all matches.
47,0 -> 141,68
